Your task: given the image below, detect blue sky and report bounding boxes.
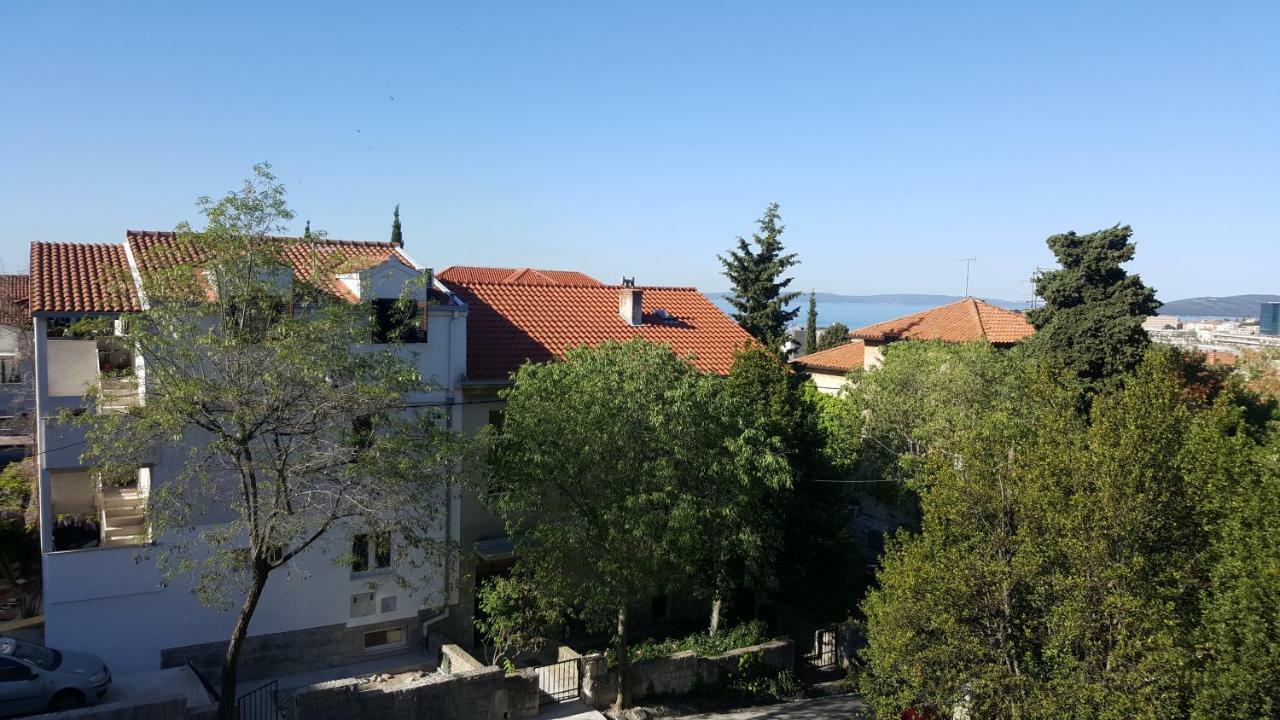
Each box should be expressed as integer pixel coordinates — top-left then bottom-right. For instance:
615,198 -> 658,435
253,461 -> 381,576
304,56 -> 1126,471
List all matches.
1,1 -> 1276,301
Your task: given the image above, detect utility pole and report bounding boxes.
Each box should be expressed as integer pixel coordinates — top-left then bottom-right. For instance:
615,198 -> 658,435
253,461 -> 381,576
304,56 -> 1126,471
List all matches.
1029,266 -> 1043,309
957,257 -> 976,297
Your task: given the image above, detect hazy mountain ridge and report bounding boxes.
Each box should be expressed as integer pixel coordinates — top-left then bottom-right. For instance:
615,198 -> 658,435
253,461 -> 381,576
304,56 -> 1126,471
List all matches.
1157,294 -> 1280,317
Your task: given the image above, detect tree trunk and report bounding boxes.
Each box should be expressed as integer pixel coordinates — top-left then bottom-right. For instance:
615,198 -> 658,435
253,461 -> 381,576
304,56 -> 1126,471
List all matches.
217,561 -> 269,720
613,607 -> 629,712
709,595 -> 723,636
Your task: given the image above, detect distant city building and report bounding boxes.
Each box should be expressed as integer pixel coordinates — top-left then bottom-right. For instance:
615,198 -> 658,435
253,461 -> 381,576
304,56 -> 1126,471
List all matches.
1143,315 -> 1182,332
1260,302 -> 1280,336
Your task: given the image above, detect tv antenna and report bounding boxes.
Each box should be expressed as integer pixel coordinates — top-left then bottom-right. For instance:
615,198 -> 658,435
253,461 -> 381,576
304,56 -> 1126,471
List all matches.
957,257 -> 977,297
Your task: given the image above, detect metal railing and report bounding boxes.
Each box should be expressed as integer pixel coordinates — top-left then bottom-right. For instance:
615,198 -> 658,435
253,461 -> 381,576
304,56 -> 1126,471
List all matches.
237,679 -> 282,720
536,657 -> 580,702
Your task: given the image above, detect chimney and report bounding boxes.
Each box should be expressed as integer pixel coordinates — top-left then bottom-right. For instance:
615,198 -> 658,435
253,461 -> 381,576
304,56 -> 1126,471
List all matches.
619,277 -> 643,326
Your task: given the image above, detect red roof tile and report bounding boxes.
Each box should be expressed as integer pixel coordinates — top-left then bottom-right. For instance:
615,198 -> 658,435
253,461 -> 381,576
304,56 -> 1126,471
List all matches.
439,266 -> 603,286
792,340 -> 866,375
30,243 -> 140,314
0,275 -> 29,326
849,298 -> 1034,345
447,279 -> 754,379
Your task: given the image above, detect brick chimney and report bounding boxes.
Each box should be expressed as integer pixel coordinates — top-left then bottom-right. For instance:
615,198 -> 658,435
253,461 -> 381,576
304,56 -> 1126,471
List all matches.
619,277 -> 643,326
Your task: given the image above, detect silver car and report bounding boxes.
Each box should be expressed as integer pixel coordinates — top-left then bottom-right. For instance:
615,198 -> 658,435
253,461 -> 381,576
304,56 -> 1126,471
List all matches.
0,636 -> 111,716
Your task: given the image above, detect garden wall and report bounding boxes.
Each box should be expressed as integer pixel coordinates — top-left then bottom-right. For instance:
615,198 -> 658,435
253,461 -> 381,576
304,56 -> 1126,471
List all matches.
290,662 -> 541,720
579,638 -> 794,708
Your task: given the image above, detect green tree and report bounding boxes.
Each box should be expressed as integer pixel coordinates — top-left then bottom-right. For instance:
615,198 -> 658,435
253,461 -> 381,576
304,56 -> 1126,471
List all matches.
1026,224 -> 1159,388
804,292 -> 818,355
390,203 -> 403,246
488,339 -> 729,710
816,322 -> 850,351
474,572 -> 563,669
72,166 -> 467,720
718,203 -> 800,347
859,349 -> 1228,719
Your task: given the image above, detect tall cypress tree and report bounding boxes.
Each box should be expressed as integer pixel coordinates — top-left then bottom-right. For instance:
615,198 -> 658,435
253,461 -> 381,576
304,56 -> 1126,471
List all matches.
1027,224 -> 1158,387
804,291 -> 818,355
390,204 -> 403,247
719,203 -> 800,346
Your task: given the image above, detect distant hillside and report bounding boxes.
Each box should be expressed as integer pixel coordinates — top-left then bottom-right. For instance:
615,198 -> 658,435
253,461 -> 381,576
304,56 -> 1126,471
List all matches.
1158,294 -> 1280,318
708,292 -> 1029,310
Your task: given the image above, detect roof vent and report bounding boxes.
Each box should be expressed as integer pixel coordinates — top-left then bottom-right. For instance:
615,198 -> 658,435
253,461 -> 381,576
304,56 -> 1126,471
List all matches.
621,276 -> 636,288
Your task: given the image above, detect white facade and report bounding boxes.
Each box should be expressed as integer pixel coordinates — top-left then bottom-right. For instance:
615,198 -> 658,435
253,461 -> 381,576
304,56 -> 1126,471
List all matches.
34,252 -> 469,675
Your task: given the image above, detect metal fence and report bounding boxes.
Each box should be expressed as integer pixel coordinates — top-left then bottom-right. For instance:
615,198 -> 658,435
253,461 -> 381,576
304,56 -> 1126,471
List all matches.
796,626 -> 840,678
237,679 -> 283,720
535,657 -> 580,702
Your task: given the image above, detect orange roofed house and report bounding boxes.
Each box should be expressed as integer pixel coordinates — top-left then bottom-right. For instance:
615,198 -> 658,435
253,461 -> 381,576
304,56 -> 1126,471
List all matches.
437,265 -> 754,646
793,298 -> 1035,395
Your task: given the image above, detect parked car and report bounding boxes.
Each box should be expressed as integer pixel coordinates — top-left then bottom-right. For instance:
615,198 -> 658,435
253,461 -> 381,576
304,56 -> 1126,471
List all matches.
0,636 -> 111,716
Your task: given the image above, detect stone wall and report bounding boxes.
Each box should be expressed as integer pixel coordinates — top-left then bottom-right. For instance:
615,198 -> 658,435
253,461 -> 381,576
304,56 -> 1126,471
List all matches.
580,638 -> 795,708
161,615 -> 424,684
441,642 -> 488,675
290,663 -> 540,720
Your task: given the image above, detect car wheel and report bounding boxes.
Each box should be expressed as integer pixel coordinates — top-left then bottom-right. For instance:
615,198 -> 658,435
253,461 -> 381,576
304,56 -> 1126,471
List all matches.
49,689 -> 87,711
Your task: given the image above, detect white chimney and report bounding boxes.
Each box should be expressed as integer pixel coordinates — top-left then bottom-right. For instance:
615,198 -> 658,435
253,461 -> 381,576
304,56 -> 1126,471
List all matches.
619,277 -> 643,326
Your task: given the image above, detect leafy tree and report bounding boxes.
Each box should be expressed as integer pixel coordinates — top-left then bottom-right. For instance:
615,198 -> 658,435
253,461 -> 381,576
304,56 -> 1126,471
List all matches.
72,165 -> 466,720
0,462 -> 32,511
804,292 -> 818,355
474,572 -> 563,669
488,339 -> 729,710
859,349 -> 1233,719
390,203 -> 403,246
1027,224 -> 1159,388
816,322 -> 850,351
719,203 -> 800,347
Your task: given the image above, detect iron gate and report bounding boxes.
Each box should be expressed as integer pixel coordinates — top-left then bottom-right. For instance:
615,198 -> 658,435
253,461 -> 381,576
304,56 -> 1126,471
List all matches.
796,626 -> 839,677
536,657 -> 580,702
237,679 -> 283,720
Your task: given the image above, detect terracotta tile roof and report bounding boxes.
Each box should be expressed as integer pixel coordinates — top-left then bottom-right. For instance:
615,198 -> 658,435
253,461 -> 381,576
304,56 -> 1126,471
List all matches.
0,275 -> 29,326
849,298 -> 1035,345
438,266 -> 603,286
792,340 -> 866,375
126,230 -> 429,302
1203,350 -> 1238,366
30,243 -> 141,314
445,278 -> 754,379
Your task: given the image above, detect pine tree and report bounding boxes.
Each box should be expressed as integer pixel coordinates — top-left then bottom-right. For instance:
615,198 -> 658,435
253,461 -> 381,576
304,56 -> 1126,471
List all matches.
1027,224 -> 1158,387
718,203 -> 800,346
804,292 -> 818,355
302,220 -> 312,239
390,204 -> 403,247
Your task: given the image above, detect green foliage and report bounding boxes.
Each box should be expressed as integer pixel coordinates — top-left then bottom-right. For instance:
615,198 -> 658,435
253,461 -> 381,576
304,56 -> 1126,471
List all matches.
857,345 -> 1280,719
0,462 -> 32,510
815,322 -> 850,351
804,292 -> 818,355
723,651 -> 803,702
1027,224 -> 1160,389
606,621 -> 770,668
718,203 -> 800,346
475,573 -> 563,667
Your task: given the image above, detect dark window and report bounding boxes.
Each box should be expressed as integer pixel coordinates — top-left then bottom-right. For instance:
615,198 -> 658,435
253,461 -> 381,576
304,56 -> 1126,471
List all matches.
651,595 -> 668,620
372,299 -> 427,344
352,534 -> 370,573
352,415 -> 374,450
0,658 -> 31,681
487,410 -> 505,430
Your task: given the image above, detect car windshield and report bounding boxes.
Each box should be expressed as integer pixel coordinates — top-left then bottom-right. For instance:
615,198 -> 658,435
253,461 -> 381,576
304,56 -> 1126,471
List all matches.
0,637 -> 60,670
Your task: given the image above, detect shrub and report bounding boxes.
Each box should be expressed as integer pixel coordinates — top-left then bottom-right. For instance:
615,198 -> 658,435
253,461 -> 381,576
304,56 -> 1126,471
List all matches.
606,620 -> 769,668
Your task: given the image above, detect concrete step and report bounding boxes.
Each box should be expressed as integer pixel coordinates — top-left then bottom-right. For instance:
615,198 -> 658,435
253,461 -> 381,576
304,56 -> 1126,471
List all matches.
103,533 -> 146,547
104,512 -> 145,525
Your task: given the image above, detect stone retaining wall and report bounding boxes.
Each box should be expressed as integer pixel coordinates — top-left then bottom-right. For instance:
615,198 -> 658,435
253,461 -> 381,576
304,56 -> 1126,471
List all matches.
290,663 -> 540,720
27,695 -> 194,720
580,638 -> 795,708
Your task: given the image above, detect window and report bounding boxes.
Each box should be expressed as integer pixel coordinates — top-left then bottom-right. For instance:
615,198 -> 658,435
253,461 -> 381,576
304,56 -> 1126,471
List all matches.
363,626 -> 406,651
352,415 -> 374,451
0,356 -> 20,384
351,532 -> 392,574
0,658 -> 32,681
372,299 -> 427,344
487,410 -> 505,431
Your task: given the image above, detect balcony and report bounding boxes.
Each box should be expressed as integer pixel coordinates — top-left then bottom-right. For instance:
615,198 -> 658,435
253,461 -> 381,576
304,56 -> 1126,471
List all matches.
44,337 -> 141,413
48,468 -> 151,551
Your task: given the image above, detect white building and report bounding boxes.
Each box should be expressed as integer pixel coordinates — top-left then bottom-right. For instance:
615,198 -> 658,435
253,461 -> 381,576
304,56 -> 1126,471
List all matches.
30,231 -> 469,680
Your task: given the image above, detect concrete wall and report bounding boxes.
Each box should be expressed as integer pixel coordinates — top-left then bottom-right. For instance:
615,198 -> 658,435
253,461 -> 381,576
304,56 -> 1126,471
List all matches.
27,695 -> 192,720
290,663 -> 540,720
580,639 -> 795,708
808,370 -> 852,396
45,339 -> 98,398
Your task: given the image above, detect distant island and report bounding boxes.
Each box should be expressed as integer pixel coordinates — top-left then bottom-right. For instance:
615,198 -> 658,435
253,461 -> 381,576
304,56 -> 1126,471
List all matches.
1157,294 -> 1280,317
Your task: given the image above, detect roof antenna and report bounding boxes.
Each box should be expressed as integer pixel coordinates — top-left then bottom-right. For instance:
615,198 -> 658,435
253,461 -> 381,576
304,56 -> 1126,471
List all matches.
957,257 -> 976,297
621,276 -> 635,288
